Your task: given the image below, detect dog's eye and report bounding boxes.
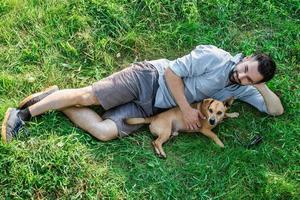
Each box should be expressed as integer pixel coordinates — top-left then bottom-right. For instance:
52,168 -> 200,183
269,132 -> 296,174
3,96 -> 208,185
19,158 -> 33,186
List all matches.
217,111 -> 222,115
209,109 -> 213,113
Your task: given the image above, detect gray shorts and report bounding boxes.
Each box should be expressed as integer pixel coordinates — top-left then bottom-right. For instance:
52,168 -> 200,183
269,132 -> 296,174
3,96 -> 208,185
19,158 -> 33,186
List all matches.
92,62 -> 162,137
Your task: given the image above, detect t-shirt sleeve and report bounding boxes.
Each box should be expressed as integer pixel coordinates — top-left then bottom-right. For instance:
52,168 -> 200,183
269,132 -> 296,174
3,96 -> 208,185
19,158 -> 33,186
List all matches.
236,86 -> 268,113
168,45 -> 230,77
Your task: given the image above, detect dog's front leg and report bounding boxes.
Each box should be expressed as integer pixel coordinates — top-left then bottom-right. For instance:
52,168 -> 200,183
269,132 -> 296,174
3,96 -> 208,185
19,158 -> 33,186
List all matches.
152,131 -> 172,158
199,128 -> 224,148
225,112 -> 239,118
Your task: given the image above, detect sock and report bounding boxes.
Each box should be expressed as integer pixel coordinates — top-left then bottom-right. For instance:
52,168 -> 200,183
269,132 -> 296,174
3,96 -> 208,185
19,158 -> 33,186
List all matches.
18,108 -> 32,121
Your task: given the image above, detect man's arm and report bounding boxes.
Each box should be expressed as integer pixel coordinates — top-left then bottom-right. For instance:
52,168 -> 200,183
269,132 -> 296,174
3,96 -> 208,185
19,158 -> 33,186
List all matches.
254,83 -> 284,116
165,68 -> 205,130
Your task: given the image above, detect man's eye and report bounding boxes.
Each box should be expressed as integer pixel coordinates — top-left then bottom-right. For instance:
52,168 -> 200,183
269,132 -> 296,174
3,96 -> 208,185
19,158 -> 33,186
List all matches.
217,111 -> 222,115
209,109 -> 213,113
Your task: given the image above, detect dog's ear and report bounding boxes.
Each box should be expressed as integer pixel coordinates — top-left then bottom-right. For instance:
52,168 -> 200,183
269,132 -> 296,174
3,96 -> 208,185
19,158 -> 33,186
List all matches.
223,96 -> 235,108
203,98 -> 214,107
197,102 -> 201,110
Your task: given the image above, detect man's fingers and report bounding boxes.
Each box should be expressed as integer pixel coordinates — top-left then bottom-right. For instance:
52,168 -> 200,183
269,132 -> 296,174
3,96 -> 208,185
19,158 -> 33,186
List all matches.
186,121 -> 201,130
187,123 -> 196,130
198,111 -> 206,119
193,124 -> 198,130
192,123 -> 199,130
186,123 -> 192,130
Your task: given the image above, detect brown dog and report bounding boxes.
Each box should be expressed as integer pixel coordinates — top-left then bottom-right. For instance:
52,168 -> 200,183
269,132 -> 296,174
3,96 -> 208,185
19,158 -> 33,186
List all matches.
126,97 -> 239,158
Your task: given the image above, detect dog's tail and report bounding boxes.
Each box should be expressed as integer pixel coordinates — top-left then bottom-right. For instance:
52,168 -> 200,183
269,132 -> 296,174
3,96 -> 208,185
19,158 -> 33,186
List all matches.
125,117 -> 154,125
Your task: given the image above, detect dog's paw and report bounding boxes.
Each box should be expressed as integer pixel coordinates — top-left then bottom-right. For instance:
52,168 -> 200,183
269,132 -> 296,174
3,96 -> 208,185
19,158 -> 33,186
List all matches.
216,140 -> 225,148
157,153 -> 167,159
229,112 -> 239,118
152,141 -> 167,159
233,112 -> 239,117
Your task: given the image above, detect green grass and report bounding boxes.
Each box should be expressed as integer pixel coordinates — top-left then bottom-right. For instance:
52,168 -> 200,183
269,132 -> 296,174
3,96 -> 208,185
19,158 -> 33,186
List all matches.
0,0 -> 299,199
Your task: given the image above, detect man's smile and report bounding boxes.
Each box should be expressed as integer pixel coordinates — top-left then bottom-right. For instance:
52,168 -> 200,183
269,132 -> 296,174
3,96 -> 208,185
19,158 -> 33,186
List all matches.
233,71 -> 240,84
229,69 -> 240,85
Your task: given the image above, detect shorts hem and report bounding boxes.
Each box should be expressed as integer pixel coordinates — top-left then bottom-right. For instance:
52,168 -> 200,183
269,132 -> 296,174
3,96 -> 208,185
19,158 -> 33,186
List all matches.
101,116 -> 129,138
92,83 -> 110,110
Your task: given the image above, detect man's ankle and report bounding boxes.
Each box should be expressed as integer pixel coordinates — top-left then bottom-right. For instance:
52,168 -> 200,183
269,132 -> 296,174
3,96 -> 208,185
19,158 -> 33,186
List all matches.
18,108 -> 32,121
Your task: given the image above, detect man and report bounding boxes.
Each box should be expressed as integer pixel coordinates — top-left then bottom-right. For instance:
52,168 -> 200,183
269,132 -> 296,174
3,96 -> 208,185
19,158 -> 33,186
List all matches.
1,45 -> 284,143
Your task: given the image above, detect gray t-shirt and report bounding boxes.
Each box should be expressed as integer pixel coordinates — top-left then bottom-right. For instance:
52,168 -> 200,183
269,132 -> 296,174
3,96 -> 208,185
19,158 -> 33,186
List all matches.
147,45 -> 267,113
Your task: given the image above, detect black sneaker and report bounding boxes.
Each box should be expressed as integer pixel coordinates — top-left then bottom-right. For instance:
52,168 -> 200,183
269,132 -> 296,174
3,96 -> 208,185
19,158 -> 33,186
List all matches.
1,108 -> 25,143
18,85 -> 59,110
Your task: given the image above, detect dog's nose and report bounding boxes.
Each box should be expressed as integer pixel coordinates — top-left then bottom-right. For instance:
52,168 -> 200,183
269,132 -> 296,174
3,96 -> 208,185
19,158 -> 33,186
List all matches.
209,119 -> 215,125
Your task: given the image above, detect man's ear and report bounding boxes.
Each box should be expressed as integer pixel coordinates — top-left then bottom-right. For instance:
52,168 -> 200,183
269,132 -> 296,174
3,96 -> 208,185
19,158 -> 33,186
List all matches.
243,56 -> 251,61
223,97 -> 235,108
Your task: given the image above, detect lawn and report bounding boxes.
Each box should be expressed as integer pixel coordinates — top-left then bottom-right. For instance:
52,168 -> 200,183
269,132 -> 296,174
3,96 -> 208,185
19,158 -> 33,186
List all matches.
0,0 -> 299,199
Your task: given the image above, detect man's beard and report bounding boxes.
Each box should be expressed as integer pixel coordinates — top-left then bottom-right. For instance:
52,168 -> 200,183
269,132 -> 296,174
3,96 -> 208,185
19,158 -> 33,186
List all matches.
228,68 -> 240,85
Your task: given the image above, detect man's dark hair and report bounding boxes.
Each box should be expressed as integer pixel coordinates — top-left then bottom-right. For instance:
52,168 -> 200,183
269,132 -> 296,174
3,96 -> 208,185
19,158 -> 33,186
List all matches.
252,54 -> 276,83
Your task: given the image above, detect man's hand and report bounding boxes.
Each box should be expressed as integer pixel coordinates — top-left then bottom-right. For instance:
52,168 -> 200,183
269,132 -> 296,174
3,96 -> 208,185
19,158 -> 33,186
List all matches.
182,106 -> 206,130
164,68 -> 206,128
253,82 -> 266,89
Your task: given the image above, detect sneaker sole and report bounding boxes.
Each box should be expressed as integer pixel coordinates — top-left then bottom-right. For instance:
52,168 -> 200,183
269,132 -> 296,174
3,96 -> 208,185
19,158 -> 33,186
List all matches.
1,108 -> 13,143
18,85 -> 59,109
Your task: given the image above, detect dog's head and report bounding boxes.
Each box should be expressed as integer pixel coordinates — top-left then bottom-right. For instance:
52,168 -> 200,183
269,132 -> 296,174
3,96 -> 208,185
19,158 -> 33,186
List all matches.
198,97 -> 234,126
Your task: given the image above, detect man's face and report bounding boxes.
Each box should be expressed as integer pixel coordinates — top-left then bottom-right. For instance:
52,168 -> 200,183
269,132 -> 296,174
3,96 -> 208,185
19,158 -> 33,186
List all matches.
229,57 -> 264,85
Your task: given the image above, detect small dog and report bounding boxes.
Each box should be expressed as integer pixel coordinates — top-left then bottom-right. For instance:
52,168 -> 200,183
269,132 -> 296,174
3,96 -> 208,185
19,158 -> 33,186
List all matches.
126,97 -> 239,158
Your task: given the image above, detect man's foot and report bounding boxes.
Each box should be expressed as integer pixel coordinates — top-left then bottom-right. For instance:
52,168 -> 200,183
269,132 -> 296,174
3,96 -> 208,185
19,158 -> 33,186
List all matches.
1,108 -> 25,143
18,85 -> 59,109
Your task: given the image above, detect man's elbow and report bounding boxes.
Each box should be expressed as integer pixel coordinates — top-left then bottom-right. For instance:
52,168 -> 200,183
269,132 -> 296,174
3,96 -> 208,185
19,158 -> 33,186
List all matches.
165,67 -> 180,80
268,107 -> 284,116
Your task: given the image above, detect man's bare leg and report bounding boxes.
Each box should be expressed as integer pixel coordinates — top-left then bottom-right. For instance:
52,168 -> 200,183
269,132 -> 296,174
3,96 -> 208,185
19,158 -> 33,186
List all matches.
61,107 -> 118,141
1,86 -> 115,143
29,86 -> 100,117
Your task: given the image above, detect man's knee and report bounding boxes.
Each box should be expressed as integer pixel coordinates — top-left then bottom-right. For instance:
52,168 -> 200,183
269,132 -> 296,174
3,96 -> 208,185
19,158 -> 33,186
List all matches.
90,120 -> 118,141
93,130 -> 117,142
76,86 -> 99,106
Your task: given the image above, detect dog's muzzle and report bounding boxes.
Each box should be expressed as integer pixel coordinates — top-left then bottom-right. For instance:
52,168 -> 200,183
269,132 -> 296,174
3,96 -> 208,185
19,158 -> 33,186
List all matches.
209,118 -> 216,126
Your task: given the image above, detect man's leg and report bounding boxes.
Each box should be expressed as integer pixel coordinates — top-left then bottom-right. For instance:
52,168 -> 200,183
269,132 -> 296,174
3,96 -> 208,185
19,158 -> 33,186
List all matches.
2,63 -> 142,143
1,86 -> 103,143
61,107 -> 118,141
28,86 -> 99,117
